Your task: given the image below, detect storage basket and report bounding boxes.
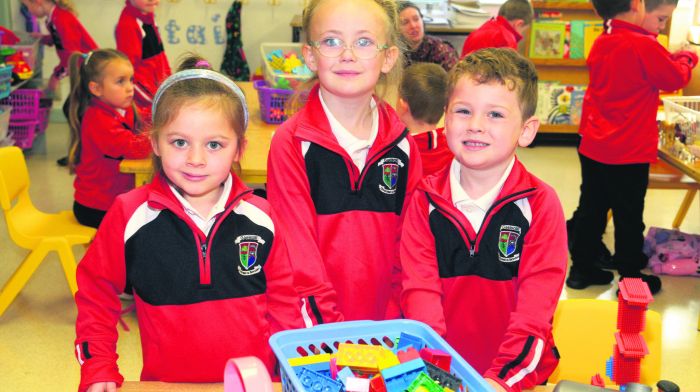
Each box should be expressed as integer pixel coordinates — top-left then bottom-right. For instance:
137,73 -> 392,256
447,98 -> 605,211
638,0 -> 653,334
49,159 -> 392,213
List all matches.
8,31 -> 43,73
254,79 -> 294,124
0,65 -> 13,100
260,42 -> 310,89
269,319 -> 492,392
0,88 -> 42,121
8,119 -> 38,149
663,96 -> 700,126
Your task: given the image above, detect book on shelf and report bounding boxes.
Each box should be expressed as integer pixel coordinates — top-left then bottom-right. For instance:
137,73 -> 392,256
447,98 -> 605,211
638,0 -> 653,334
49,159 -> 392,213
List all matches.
569,88 -> 586,126
529,21 -> 567,59
536,81 -> 587,125
583,21 -> 603,58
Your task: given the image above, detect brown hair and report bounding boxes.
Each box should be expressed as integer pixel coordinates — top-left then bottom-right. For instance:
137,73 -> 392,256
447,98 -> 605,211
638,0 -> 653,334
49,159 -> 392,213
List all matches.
399,62 -> 447,124
291,0 -> 404,109
498,0 -> 534,25
67,49 -> 140,172
447,48 -> 538,120
645,0 -> 678,11
150,55 -> 247,174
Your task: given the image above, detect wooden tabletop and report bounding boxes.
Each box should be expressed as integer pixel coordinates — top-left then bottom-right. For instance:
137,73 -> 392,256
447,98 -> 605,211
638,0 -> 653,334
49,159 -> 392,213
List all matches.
658,145 -> 700,183
119,81 -> 277,186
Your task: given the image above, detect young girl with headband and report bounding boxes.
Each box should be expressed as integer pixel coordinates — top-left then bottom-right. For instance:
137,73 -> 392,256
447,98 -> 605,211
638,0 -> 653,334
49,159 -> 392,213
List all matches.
67,49 -> 151,229
73,56 -> 303,392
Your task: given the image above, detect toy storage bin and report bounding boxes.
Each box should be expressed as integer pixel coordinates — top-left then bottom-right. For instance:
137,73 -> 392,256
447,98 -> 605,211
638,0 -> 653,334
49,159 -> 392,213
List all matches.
269,319 -> 492,392
663,96 -> 700,125
260,42 -> 310,89
0,65 -> 13,100
0,88 -> 41,121
8,119 -> 39,149
7,31 -> 43,74
253,79 -> 294,124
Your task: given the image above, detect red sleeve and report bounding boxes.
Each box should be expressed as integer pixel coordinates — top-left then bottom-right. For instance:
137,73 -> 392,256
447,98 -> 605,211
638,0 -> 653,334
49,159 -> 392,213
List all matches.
115,15 -> 157,99
264,210 -> 306,333
399,189 -> 447,335
52,11 -> 96,77
84,113 -> 152,160
462,31 -> 510,58
266,121 -> 344,326
74,200 -> 130,391
638,40 -> 698,92
484,185 -> 567,389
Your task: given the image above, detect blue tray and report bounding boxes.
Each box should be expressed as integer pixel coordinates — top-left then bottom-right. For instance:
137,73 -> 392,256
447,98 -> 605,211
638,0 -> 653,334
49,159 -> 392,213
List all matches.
269,319 -> 492,392
0,65 -> 13,100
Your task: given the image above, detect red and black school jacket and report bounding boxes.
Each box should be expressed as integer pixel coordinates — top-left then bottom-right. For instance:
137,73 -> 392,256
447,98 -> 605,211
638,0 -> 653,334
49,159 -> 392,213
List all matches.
115,0 -> 171,109
73,99 -> 151,212
579,19 -> 698,164
267,84 -> 423,325
411,127 -> 453,177
74,174 -> 303,391
461,16 -> 521,57
400,159 -> 567,391
43,5 -> 97,79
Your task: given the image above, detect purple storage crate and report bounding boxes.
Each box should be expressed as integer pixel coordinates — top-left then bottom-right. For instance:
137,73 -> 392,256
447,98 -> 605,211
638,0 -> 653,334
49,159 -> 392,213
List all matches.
253,79 -> 294,124
8,120 -> 39,149
0,89 -> 42,122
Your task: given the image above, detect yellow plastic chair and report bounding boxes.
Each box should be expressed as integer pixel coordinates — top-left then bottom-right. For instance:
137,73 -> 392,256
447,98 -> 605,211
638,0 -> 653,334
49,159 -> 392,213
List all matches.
0,146 -> 96,317
550,299 -> 662,385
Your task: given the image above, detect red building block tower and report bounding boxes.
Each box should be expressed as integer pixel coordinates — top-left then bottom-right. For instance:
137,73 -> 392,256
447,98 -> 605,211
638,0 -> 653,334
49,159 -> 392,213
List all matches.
608,278 -> 654,385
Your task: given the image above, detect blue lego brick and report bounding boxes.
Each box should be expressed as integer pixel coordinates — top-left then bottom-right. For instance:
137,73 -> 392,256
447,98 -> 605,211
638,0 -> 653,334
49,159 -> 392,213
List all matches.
337,366 -> 355,385
424,361 -> 462,391
296,367 -> 344,392
293,361 -> 332,379
606,356 -> 614,381
397,332 -> 426,351
381,358 -> 426,392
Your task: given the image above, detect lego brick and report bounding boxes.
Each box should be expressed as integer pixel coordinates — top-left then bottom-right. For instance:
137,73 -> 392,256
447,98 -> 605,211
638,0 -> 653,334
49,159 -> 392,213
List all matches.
615,333 -> 649,358
406,372 -> 443,392
397,347 -> 421,363
337,366 -> 355,385
370,375 -> 387,392
381,358 -> 426,392
419,347 -> 452,372
397,332 -> 426,351
296,367 -> 344,392
336,343 -> 384,373
618,278 -> 654,306
424,361 -> 462,391
293,360 -> 332,379
345,376 -> 371,392
378,348 -> 400,370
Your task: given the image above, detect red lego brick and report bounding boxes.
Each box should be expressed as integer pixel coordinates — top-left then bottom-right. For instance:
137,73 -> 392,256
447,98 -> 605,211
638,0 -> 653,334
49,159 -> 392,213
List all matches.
397,347 -> 420,363
618,278 -> 654,307
419,347 -> 452,372
615,332 -> 649,359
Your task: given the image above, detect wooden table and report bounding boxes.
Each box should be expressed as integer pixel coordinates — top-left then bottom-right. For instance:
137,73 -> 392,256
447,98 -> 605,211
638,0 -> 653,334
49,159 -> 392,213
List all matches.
119,82 -> 277,186
120,381 -> 556,391
658,145 -> 700,183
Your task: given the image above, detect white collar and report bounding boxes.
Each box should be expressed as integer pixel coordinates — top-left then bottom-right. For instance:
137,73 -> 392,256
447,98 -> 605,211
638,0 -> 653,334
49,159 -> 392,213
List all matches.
169,174 -> 233,223
450,157 -> 515,211
319,89 -> 379,153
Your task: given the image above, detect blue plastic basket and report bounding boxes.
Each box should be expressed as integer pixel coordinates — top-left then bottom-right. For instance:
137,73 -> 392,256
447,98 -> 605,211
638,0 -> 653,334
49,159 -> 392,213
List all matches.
0,65 -> 13,100
269,319 -> 492,392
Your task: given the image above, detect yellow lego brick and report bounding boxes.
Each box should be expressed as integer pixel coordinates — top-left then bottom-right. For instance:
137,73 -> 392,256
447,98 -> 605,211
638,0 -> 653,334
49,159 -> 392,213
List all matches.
288,353 -> 332,367
336,343 -> 383,373
377,347 -> 400,370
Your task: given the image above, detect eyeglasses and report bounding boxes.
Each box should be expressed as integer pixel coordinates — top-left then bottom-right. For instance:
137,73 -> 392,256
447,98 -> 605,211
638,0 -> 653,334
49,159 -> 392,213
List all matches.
309,37 -> 389,60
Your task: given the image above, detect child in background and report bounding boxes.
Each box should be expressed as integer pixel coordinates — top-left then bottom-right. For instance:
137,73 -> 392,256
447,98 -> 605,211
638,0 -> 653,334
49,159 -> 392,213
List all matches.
116,0 -> 171,111
74,58 -> 303,391
67,49 -> 151,229
400,48 -> 567,392
21,0 -> 98,166
267,0 -> 422,325
397,62 -> 451,177
461,0 -> 533,57
567,0 -> 697,294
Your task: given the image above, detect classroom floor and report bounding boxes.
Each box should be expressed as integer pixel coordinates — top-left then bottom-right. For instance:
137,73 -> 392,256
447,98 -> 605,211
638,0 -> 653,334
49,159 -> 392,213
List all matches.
1,122 -> 699,391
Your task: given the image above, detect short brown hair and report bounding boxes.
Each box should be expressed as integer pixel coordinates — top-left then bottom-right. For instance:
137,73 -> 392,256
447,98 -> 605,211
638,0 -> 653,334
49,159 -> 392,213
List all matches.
399,62 -> 447,124
498,0 -> 534,25
447,48 -> 538,120
645,0 -> 678,11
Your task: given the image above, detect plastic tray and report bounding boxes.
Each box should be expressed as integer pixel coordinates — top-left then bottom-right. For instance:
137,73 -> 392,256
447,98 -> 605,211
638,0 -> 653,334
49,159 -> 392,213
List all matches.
0,65 -> 13,100
269,319 -> 492,392
260,42 -> 310,89
253,79 -> 294,124
663,96 -> 700,125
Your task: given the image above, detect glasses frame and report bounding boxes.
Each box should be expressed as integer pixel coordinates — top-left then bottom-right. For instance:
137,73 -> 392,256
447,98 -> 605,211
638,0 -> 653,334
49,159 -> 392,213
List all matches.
308,38 -> 390,60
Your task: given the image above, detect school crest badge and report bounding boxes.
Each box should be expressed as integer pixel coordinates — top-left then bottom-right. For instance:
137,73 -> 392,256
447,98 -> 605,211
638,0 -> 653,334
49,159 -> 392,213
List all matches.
498,225 -> 521,263
235,235 -> 265,275
377,157 -> 405,195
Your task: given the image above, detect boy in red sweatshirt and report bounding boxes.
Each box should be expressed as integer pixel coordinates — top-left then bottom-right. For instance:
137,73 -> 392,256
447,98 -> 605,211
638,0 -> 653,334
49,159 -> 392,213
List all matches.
567,0 -> 697,295
461,0 -> 533,57
396,62 -> 452,177
400,48 -> 567,392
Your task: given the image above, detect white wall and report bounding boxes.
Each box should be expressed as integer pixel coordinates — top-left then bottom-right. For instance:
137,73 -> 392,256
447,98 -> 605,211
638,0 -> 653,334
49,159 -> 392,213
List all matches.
10,0 -> 303,86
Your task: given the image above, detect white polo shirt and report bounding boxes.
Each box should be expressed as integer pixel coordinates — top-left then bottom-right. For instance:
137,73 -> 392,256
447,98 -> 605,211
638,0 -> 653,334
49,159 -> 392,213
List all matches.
169,174 -> 233,236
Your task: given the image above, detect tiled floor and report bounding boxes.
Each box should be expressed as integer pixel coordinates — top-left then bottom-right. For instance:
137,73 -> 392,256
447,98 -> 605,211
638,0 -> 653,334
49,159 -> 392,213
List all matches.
1,123 -> 699,390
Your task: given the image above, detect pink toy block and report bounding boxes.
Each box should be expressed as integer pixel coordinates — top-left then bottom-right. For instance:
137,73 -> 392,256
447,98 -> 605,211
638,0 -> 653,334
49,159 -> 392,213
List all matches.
397,347 -> 420,363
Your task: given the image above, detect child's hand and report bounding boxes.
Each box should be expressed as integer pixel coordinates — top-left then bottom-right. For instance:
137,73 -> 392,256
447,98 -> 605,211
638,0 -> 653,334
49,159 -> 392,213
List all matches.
86,382 -> 117,392
485,378 -> 507,392
677,42 -> 697,55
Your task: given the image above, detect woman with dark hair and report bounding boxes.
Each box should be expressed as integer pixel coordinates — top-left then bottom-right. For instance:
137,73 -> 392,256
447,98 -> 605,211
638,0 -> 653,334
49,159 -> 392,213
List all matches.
398,1 -> 458,71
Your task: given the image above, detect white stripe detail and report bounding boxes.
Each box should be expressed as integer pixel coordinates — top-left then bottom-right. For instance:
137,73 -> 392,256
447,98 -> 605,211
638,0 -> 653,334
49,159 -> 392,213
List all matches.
134,84 -> 153,103
76,344 -> 85,366
428,204 -> 436,215
514,198 -> 533,225
233,200 -> 275,234
301,141 -> 311,157
124,202 -> 162,242
300,298 -> 314,328
398,138 -> 411,158
431,129 -> 438,149
506,338 -> 544,387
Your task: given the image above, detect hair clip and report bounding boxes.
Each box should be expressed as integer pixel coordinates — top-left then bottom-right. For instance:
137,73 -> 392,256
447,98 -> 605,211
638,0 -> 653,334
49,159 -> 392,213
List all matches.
195,59 -> 211,68
83,51 -> 93,65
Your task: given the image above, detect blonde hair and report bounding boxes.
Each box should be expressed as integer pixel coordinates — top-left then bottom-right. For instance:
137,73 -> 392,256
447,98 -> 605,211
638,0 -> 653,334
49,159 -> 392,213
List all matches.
67,49 -> 140,172
150,56 -> 247,174
291,0 -> 404,109
447,48 -> 538,120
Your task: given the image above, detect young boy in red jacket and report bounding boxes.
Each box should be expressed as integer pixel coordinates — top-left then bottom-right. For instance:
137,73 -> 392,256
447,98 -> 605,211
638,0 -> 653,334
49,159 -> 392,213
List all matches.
567,0 -> 697,295
460,0 -> 533,57
116,0 -> 171,111
400,48 -> 567,392
396,62 -> 452,177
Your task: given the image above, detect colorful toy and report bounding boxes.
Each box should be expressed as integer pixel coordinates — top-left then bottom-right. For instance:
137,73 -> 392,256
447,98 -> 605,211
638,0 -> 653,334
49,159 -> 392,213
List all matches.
397,332 -> 426,351
420,348 -> 452,372
380,358 -> 426,392
644,227 -> 700,277
406,372 -> 443,392
296,367 -> 344,392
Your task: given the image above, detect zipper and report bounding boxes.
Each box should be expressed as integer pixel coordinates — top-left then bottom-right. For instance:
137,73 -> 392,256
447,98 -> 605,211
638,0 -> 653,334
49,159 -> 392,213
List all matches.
353,128 -> 408,191
426,193 -> 476,256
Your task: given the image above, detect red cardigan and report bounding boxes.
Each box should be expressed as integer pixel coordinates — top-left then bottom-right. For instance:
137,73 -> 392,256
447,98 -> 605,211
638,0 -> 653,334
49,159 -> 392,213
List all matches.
461,16 -> 521,58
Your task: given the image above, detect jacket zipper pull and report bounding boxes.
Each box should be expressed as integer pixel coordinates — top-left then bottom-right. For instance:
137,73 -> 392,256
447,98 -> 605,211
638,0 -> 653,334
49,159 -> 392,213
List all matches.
469,243 -> 475,257
201,243 -> 207,262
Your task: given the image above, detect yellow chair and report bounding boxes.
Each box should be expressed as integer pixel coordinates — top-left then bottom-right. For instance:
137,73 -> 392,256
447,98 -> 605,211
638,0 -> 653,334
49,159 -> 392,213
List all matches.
550,299 -> 662,385
0,146 -> 96,317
